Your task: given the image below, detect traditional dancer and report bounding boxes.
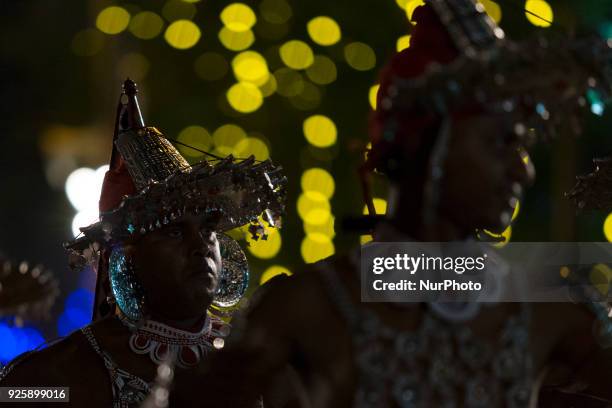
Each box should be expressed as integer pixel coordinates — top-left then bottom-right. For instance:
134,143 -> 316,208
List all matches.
189,1 -> 612,406
0,79 -> 285,408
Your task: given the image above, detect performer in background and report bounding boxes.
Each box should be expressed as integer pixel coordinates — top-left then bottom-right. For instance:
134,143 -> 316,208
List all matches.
187,1 -> 612,407
0,79 -> 286,408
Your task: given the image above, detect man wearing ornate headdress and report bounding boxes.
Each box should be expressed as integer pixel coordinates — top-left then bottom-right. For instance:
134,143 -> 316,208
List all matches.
186,1 -> 612,407
0,79 -> 286,407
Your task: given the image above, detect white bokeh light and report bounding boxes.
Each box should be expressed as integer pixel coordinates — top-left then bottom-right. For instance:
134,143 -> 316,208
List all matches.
71,208 -> 100,237
66,165 -> 109,237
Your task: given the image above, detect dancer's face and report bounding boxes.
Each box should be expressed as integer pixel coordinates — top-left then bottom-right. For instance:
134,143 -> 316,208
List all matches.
437,114 -> 535,233
127,215 -> 222,320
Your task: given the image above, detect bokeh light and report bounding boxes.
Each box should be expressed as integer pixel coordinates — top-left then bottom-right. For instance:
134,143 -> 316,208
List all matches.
162,0 -> 197,21
177,126 -> 212,157
129,11 -> 164,40
96,6 -> 130,35
65,167 -> 104,211
492,226 -> 512,248
213,124 -> 247,155
405,0 -> 425,20
305,55 -> 337,85
297,191 -> 331,220
396,0 -> 410,9
301,233 -> 335,263
57,288 -> 94,336
219,27 -> 255,51
396,35 -> 411,52
344,42 -> 376,71
525,0 -> 553,27
227,82 -> 264,113
307,16 -> 341,46
232,51 -> 270,85
194,52 -> 229,81
369,84 -> 380,110
361,198 -> 387,244
247,228 -> 282,259
275,68 -> 304,97
480,0 -> 502,23
303,115 -> 337,148
260,265 -> 292,285
259,75 -> 278,97
164,20 -> 201,50
234,137 -> 270,160
221,3 -> 257,32
604,212 -> 612,242
289,81 -> 322,111
280,40 -> 315,70
304,215 -> 335,238
117,53 -> 150,82
259,0 -> 292,24
301,168 -> 335,199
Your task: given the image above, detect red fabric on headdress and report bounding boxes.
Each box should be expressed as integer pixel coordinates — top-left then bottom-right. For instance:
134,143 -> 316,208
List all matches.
99,157 -> 136,213
367,4 -> 460,172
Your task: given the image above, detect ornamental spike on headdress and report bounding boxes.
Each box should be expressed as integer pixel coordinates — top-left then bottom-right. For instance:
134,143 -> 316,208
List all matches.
113,79 -> 191,190
119,78 -> 145,131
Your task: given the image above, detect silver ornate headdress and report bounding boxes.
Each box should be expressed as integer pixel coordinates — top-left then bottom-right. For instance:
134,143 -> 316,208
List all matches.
65,79 -> 286,320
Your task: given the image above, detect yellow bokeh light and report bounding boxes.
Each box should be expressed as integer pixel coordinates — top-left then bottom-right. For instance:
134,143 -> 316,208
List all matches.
234,137 -> 270,161
176,126 -> 212,158
395,0 -> 410,9
164,20 -> 201,49
213,124 -> 247,156
219,27 -> 255,51
260,265 -> 292,285
221,3 -> 256,32
396,35 -> 411,52
589,264 -> 612,296
406,0 -> 425,20
162,0 -> 197,21
369,84 -> 380,110
247,228 -> 281,259
274,68 -> 304,97
280,40 -> 314,70
525,0 -> 553,27
306,16 -> 341,46
232,51 -> 269,85
116,52 -> 149,82
479,0 -> 502,23
305,55 -> 337,85
360,197 -> 386,241
344,42 -> 376,71
363,197 -> 387,215
129,11 -> 164,40
289,81 -> 322,111
303,115 -> 337,148
297,191 -> 330,220
492,226 -> 512,248
227,82 -> 264,113
604,213 -> 612,242
304,215 -> 335,238
301,233 -> 335,263
259,75 -> 277,97
511,200 -> 520,222
260,0 -> 292,24
96,6 -> 130,35
301,168 -> 335,199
